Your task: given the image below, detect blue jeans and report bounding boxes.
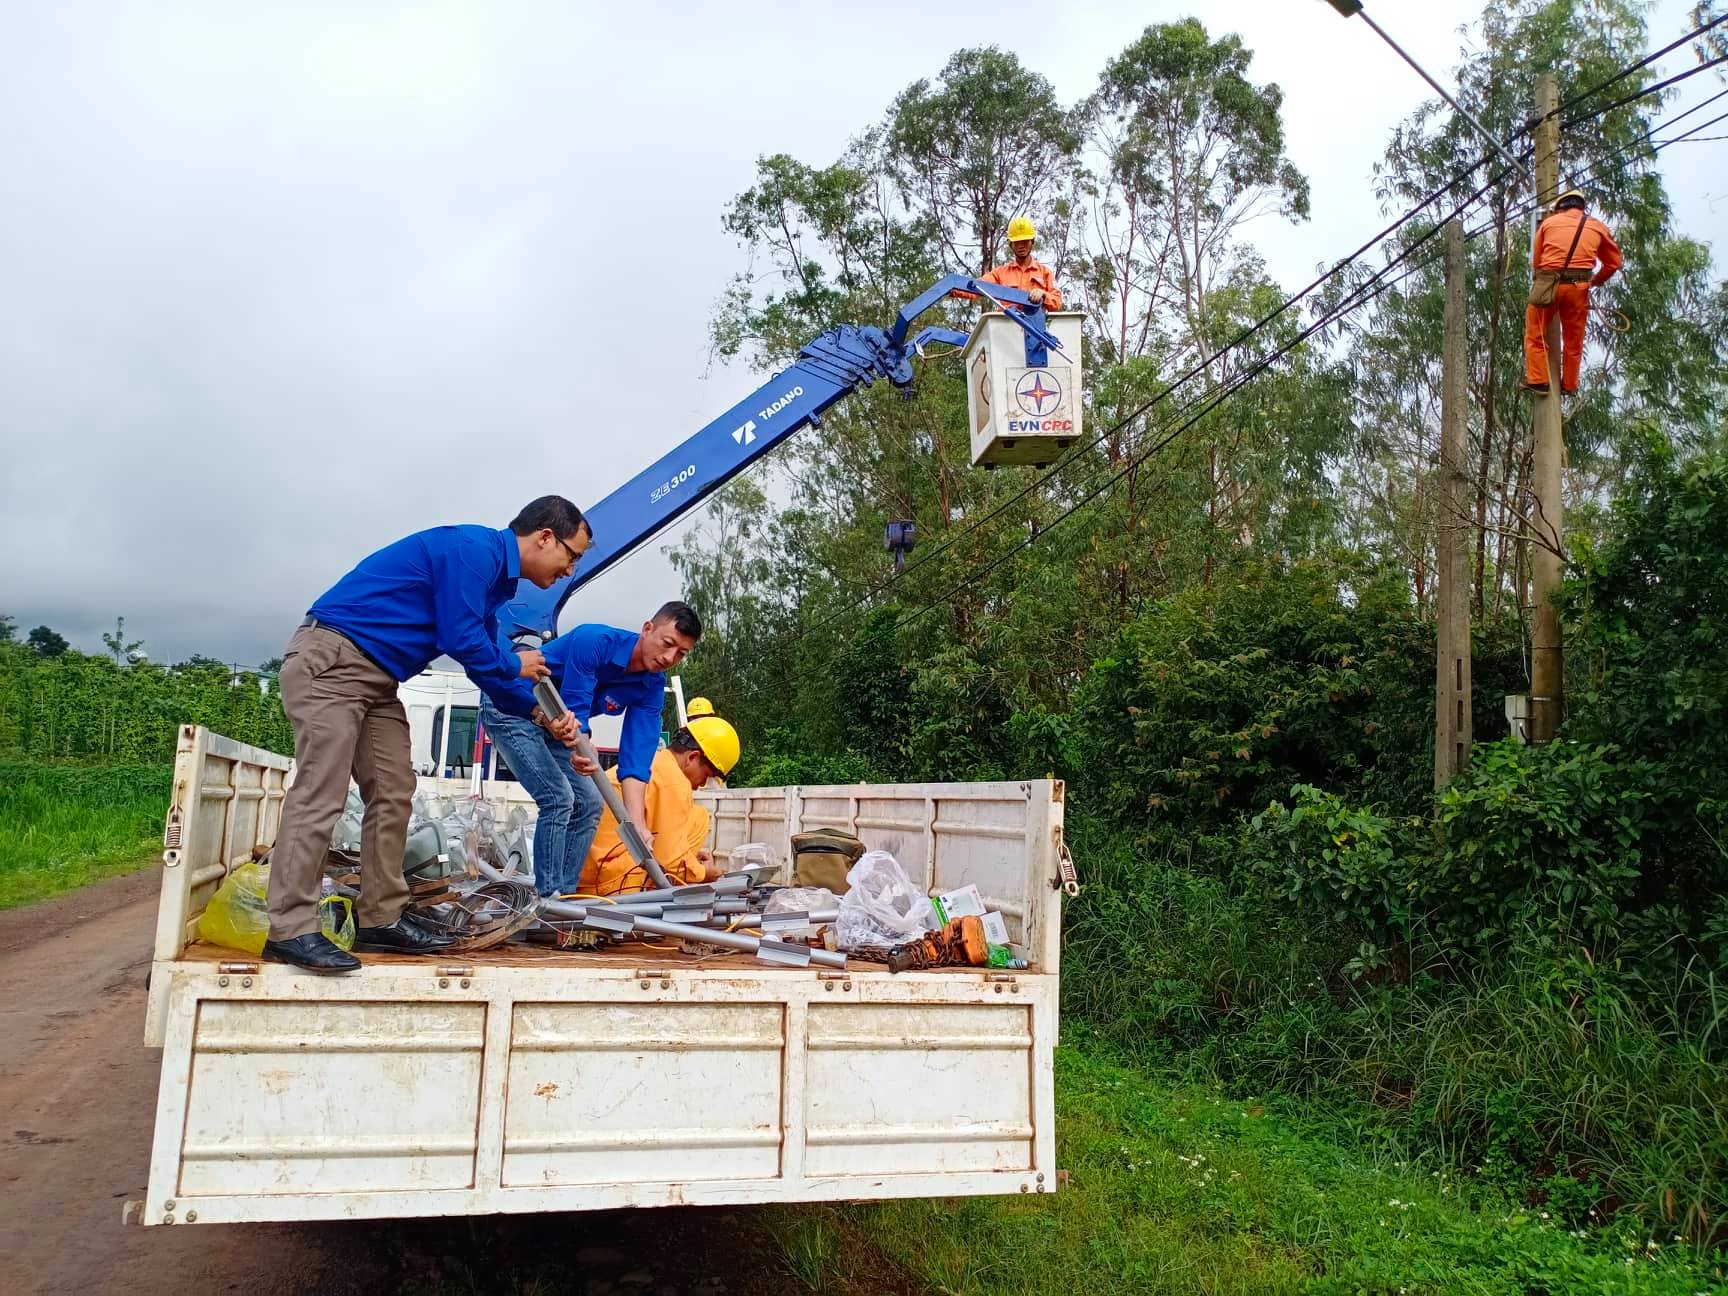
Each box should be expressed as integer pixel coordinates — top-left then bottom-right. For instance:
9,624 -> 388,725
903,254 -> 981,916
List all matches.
479,702 -> 602,897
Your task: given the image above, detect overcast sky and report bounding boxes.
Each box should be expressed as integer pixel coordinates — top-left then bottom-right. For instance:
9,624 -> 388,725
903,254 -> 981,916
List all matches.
1,0 -> 1720,667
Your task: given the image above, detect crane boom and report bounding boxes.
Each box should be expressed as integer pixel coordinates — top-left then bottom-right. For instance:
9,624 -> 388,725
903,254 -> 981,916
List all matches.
498,275 -> 1061,641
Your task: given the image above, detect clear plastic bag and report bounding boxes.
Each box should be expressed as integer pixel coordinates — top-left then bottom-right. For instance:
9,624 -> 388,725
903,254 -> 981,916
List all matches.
835,850 -> 936,951
762,886 -> 838,936
764,886 -> 838,914
330,785 -> 365,854
198,861 -> 356,954
729,842 -> 782,882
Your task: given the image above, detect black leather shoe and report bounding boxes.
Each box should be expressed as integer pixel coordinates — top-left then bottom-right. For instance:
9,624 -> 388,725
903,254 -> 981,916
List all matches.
263,932 -> 361,973
353,917 -> 457,954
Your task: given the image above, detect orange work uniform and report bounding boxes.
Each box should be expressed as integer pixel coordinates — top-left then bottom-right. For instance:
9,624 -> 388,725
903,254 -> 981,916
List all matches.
575,749 -> 710,895
956,258 -> 1064,310
1524,209 -> 1622,392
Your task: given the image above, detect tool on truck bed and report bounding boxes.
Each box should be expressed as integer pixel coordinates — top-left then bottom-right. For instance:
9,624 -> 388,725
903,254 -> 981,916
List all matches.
887,914 -> 991,972
532,676 -> 672,890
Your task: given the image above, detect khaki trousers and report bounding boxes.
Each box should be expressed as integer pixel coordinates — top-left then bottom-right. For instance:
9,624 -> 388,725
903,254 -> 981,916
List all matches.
268,625 -> 415,940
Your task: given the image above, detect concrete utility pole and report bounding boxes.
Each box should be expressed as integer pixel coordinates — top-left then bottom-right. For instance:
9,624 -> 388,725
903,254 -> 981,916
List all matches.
1435,218 -> 1473,787
1528,72 -> 1565,743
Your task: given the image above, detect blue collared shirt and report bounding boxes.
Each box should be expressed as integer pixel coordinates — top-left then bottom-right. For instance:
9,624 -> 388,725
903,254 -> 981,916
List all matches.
307,525 -> 534,717
500,624 -> 663,782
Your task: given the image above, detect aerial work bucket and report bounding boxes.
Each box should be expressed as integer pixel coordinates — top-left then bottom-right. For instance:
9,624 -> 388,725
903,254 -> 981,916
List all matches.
963,310 -> 1084,469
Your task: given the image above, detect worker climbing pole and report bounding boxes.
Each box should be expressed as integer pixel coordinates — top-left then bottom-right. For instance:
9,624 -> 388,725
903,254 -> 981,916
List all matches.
1522,189 -> 1624,396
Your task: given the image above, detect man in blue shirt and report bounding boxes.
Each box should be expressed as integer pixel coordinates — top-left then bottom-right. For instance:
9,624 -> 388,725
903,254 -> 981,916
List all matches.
482,601 -> 702,898
263,496 -> 590,973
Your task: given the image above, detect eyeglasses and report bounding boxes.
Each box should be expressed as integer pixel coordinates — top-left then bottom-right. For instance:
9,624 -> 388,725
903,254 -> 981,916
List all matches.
555,535 -> 584,570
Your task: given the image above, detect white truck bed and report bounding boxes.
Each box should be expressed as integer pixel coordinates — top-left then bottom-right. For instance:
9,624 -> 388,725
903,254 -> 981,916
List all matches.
138,724 -> 1069,1226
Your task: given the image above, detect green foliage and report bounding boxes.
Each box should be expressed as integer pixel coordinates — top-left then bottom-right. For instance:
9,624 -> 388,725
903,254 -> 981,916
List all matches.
1066,847 -> 1728,1246
26,625 -> 69,657
731,734 -> 880,790
0,642 -> 290,762
884,46 -> 1080,275
1067,559 -> 1525,837
0,759 -> 171,907
1432,739 -> 1651,952
1243,787 -> 1422,962
1567,438 -> 1728,898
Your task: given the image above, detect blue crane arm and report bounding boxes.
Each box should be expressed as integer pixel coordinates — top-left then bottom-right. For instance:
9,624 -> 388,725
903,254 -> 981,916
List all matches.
498,278 -> 1064,641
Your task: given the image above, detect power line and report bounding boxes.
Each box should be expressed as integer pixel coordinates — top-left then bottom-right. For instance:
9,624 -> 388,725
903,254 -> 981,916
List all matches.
1561,50 -> 1728,129
795,146 -> 1519,631
831,101 -> 1722,644
1552,10 -> 1728,119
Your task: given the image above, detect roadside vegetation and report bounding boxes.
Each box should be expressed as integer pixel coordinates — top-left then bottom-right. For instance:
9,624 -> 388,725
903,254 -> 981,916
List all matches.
0,760 -> 171,907
0,624 -> 286,907
771,1050 -> 1726,1295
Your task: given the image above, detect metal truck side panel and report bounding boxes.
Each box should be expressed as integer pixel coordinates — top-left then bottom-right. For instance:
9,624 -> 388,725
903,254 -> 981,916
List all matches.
147,726 -> 293,1046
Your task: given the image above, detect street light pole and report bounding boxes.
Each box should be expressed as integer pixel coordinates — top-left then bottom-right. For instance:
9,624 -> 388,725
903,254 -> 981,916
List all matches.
1325,0 -> 1527,177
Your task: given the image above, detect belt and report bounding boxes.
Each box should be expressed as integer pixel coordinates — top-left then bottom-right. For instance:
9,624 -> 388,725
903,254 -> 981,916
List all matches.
1557,268 -> 1593,283
299,616 -> 393,678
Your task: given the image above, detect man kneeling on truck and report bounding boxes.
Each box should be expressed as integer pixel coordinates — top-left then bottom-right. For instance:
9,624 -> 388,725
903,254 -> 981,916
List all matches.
264,496 -> 590,973
577,714 -> 741,894
484,602 -> 703,899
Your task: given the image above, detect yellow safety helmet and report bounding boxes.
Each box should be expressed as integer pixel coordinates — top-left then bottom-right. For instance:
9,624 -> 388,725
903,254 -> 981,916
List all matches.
686,715 -> 740,776
1006,216 -> 1037,243
685,695 -> 716,720
1553,189 -> 1587,211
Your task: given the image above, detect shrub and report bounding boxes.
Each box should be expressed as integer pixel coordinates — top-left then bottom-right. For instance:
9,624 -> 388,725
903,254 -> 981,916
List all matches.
1431,739 -> 1651,954
1067,558 -> 1524,846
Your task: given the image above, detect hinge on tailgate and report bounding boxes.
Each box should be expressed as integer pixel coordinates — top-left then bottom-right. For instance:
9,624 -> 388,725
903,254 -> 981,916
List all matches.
634,969 -> 674,989
1053,840 -> 1080,897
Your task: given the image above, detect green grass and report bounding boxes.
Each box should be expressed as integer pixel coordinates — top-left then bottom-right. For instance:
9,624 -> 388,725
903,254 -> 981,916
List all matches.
0,759 -> 171,908
769,1048 -> 1728,1295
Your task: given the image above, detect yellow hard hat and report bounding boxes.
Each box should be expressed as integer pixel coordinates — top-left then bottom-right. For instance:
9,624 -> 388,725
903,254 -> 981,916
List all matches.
1006,216 -> 1037,243
1553,189 -> 1587,210
686,715 -> 740,776
686,695 -> 715,720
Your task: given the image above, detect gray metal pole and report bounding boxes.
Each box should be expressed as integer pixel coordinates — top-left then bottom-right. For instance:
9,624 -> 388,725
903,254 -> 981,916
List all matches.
533,677 -> 673,890
723,908 -> 841,932
1350,7 -> 1526,177
541,899 -> 848,969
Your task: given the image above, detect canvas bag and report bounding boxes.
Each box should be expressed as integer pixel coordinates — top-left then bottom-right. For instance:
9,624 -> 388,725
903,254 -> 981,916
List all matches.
790,828 -> 866,892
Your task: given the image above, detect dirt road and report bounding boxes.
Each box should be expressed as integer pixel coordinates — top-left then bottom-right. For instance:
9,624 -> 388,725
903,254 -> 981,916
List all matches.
0,869 -> 915,1296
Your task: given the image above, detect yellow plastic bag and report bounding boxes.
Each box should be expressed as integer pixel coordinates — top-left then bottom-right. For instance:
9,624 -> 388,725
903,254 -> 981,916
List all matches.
198,861 -> 356,954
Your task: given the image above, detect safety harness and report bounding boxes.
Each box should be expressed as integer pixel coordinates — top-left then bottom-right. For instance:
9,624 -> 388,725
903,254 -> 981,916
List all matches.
1528,210 -> 1592,306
